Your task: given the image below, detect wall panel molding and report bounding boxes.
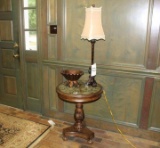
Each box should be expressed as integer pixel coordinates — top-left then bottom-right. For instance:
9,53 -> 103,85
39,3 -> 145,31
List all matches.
0,20 -> 13,41
48,67 -> 57,110
26,63 -> 41,112
146,0 -> 160,69
2,49 -> 15,69
47,0 -> 57,24
0,0 -> 12,11
43,61 -> 145,128
140,77 -> 154,129
65,71 -> 145,127
149,79 -> 160,131
42,65 -> 60,114
57,0 -> 152,68
4,76 -> 17,95
43,0 -> 160,141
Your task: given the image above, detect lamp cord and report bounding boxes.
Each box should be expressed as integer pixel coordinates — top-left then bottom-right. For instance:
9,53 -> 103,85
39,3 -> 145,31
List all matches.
102,90 -> 137,148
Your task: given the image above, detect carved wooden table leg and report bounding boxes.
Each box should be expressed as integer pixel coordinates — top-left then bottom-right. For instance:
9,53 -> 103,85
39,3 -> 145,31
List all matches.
56,82 -> 102,143
63,103 -> 94,143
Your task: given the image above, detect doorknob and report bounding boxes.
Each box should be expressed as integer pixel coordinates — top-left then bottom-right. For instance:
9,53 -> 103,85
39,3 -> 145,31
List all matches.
13,53 -> 20,59
13,42 -> 19,58
13,42 -> 19,48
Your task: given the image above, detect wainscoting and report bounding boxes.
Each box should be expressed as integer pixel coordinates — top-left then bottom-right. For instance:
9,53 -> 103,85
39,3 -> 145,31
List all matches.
0,0 -> 160,141
41,0 -> 160,141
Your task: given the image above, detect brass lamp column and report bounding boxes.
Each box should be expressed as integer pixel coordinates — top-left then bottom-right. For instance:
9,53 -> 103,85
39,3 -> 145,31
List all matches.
81,5 -> 105,87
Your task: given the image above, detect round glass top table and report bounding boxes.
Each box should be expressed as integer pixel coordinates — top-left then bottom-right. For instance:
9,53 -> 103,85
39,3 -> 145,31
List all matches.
56,81 -> 103,143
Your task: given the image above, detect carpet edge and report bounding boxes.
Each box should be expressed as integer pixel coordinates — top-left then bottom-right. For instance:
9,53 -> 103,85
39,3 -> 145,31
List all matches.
28,125 -> 54,148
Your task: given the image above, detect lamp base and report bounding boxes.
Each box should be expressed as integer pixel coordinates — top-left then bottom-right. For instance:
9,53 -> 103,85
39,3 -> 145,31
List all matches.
86,75 -> 97,87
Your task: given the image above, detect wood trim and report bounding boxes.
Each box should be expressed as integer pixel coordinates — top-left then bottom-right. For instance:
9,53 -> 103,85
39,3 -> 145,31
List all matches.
0,0 -> 12,11
146,0 -> 160,69
50,111 -> 160,142
40,0 -> 48,59
56,68 -> 64,112
57,0 -> 65,61
140,77 -> 154,129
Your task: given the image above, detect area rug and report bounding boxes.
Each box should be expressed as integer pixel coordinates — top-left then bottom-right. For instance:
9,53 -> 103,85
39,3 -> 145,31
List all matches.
0,112 -> 51,148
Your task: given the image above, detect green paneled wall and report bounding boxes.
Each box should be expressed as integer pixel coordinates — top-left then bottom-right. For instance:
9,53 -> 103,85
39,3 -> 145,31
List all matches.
64,71 -> 144,127
60,0 -> 149,67
149,79 -> 160,131
42,0 -> 160,140
48,67 -> 57,110
26,63 -> 41,112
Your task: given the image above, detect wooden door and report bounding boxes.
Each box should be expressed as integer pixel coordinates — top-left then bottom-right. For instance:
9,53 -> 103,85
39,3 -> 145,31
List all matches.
0,0 -> 23,108
0,0 -> 48,113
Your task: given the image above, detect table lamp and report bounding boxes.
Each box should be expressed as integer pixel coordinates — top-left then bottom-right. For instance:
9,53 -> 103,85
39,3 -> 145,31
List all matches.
81,5 -> 105,87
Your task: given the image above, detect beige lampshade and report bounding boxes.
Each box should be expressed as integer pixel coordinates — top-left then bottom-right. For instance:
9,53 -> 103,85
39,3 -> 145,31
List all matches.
81,6 -> 105,40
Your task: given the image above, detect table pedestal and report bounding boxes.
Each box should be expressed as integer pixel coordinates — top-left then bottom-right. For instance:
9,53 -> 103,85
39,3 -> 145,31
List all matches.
56,81 -> 102,143
63,102 -> 94,143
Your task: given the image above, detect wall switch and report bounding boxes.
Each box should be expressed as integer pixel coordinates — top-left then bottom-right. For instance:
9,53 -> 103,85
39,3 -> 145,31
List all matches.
50,25 -> 57,34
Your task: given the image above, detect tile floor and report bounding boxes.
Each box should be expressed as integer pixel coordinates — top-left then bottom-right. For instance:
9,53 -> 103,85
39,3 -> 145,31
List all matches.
0,104 -> 160,148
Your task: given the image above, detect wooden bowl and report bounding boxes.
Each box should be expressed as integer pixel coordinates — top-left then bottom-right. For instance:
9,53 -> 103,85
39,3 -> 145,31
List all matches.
61,69 -> 84,87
